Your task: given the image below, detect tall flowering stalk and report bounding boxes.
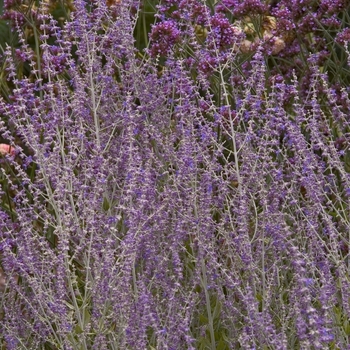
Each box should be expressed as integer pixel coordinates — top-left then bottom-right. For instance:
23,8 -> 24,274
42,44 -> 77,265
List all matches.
0,0 -> 350,349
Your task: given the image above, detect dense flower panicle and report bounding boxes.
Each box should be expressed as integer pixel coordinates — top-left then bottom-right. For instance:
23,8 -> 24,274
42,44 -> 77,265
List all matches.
216,0 -> 267,17
319,0 -> 348,14
336,27 -> 350,45
149,20 -> 181,57
208,13 -> 236,49
178,0 -> 209,26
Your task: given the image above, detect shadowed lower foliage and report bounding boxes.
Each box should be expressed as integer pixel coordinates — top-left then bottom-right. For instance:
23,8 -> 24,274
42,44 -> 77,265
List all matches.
0,0 -> 350,349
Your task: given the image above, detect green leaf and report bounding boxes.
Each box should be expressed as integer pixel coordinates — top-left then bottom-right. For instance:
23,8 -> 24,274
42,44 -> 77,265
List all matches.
216,338 -> 228,350
102,196 -> 110,211
198,336 -> 212,350
344,319 -> 350,335
74,324 -> 83,335
0,20 -> 11,47
199,313 -> 208,325
83,308 -> 91,327
212,299 -> 222,320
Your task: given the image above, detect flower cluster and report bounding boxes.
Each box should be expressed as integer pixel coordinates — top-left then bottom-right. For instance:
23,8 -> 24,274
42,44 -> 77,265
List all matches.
208,13 -> 236,49
336,27 -> 350,45
216,0 -> 267,17
149,20 -> 181,57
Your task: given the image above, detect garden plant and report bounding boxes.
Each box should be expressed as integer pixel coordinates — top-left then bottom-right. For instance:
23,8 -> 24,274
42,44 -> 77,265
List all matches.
0,0 -> 350,349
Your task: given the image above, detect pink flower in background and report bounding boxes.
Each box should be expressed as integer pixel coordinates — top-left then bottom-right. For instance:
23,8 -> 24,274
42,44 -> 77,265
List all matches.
0,144 -> 15,156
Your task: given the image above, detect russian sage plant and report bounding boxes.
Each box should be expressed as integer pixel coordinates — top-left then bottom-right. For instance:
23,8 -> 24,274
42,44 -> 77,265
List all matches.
0,0 -> 350,349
